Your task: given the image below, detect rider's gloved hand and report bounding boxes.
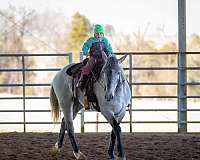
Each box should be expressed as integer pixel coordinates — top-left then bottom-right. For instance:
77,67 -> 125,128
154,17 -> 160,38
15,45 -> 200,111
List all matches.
92,51 -> 100,58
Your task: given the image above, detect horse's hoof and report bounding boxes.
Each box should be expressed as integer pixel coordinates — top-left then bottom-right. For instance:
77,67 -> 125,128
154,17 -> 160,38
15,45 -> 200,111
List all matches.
51,142 -> 60,155
51,147 -> 60,155
117,157 -> 126,160
108,155 -> 116,160
55,142 -> 59,149
51,147 -> 60,154
73,151 -> 87,159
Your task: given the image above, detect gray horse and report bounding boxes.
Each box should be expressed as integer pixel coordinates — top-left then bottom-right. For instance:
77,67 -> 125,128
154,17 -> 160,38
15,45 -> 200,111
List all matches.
50,53 -> 131,160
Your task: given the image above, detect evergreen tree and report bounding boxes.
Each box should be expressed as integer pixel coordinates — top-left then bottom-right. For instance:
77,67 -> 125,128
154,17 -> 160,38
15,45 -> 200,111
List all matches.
67,12 -> 91,61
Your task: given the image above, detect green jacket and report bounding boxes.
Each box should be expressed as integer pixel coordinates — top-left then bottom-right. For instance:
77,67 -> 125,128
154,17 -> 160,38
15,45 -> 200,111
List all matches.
82,37 -> 113,56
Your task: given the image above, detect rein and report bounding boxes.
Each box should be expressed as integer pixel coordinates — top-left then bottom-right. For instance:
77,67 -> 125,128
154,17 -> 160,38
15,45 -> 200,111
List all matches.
90,70 -> 105,89
91,68 -> 125,94
115,74 -> 126,93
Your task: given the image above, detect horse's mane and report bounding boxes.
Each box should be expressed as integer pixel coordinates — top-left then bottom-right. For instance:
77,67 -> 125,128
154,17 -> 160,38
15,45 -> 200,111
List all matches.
104,54 -> 120,71
101,54 -> 126,84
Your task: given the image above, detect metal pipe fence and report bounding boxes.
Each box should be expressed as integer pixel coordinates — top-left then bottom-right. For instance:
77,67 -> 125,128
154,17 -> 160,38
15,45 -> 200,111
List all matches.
0,52 -> 200,133
0,53 -> 72,132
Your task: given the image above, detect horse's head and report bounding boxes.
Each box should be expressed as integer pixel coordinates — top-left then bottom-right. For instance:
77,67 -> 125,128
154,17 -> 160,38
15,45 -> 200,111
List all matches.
102,53 -> 128,101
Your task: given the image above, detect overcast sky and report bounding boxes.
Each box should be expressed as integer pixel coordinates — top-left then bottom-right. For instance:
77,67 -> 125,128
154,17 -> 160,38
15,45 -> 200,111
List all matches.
0,0 -> 199,35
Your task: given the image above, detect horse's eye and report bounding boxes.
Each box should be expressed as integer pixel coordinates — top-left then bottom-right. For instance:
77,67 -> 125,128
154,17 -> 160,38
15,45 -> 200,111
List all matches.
108,70 -> 112,75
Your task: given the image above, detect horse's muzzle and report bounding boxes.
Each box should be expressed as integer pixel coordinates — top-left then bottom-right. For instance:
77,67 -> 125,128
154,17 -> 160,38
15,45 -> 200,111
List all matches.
105,92 -> 114,101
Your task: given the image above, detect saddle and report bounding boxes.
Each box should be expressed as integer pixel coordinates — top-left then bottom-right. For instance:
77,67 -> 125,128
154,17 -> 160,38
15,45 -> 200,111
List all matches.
66,58 -> 88,76
66,59 -> 103,112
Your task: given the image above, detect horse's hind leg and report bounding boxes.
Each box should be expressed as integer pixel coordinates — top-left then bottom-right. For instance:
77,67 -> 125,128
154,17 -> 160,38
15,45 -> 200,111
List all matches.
108,129 -> 116,159
61,102 -> 79,152
65,117 -> 86,159
55,117 -> 65,149
63,104 -> 86,159
66,119 -> 79,153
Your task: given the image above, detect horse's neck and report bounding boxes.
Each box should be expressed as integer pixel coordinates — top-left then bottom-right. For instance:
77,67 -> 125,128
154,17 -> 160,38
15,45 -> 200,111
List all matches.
97,71 -> 106,86
92,71 -> 105,96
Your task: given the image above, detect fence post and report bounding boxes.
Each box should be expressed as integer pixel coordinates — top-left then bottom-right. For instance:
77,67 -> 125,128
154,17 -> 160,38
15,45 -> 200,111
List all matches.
81,109 -> 84,133
22,55 -> 26,132
68,52 -> 73,63
178,0 -> 187,133
79,52 -> 85,133
129,54 -> 133,133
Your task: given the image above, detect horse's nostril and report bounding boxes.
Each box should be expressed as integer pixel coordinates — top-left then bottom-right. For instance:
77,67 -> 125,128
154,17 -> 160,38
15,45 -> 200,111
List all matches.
105,94 -> 110,101
105,93 -> 114,101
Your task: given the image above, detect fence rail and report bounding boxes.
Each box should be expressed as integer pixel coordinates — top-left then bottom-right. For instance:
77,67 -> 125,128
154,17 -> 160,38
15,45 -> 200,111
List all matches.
0,52 -> 200,133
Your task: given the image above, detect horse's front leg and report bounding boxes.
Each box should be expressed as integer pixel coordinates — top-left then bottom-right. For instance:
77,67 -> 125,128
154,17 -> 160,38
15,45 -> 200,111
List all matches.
112,119 -> 126,160
108,129 -> 116,159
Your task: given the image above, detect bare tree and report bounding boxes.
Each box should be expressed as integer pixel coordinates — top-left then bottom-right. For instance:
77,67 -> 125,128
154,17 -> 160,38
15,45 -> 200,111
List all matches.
0,5 -> 36,94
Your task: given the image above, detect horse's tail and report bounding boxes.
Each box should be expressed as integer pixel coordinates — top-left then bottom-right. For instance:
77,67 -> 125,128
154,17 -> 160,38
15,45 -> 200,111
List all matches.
50,85 -> 60,122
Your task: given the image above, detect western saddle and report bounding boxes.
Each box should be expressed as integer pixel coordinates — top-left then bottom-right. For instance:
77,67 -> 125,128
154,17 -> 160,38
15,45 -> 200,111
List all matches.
66,58 -> 104,112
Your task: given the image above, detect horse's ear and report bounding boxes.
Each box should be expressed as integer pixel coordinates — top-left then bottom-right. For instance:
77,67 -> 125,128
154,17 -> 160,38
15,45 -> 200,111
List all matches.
118,54 -> 128,64
102,51 -> 108,62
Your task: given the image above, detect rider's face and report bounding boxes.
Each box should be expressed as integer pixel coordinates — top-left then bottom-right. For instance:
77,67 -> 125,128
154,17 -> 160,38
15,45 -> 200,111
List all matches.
94,32 -> 104,39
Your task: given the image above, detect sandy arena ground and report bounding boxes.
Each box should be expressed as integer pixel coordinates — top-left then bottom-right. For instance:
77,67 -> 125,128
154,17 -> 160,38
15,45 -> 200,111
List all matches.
0,132 -> 200,160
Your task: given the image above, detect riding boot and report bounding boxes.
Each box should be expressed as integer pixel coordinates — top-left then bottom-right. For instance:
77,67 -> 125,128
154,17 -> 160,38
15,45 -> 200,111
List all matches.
77,75 -> 88,91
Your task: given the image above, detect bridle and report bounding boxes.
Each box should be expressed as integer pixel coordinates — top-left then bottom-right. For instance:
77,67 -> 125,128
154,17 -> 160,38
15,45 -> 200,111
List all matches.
92,59 -> 125,94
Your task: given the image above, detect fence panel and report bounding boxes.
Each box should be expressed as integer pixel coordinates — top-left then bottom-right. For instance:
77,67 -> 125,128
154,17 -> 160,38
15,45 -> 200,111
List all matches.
0,53 -> 72,132
0,52 -> 200,133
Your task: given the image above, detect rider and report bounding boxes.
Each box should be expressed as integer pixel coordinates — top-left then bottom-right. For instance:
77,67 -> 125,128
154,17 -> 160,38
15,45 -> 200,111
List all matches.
77,24 -> 113,91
